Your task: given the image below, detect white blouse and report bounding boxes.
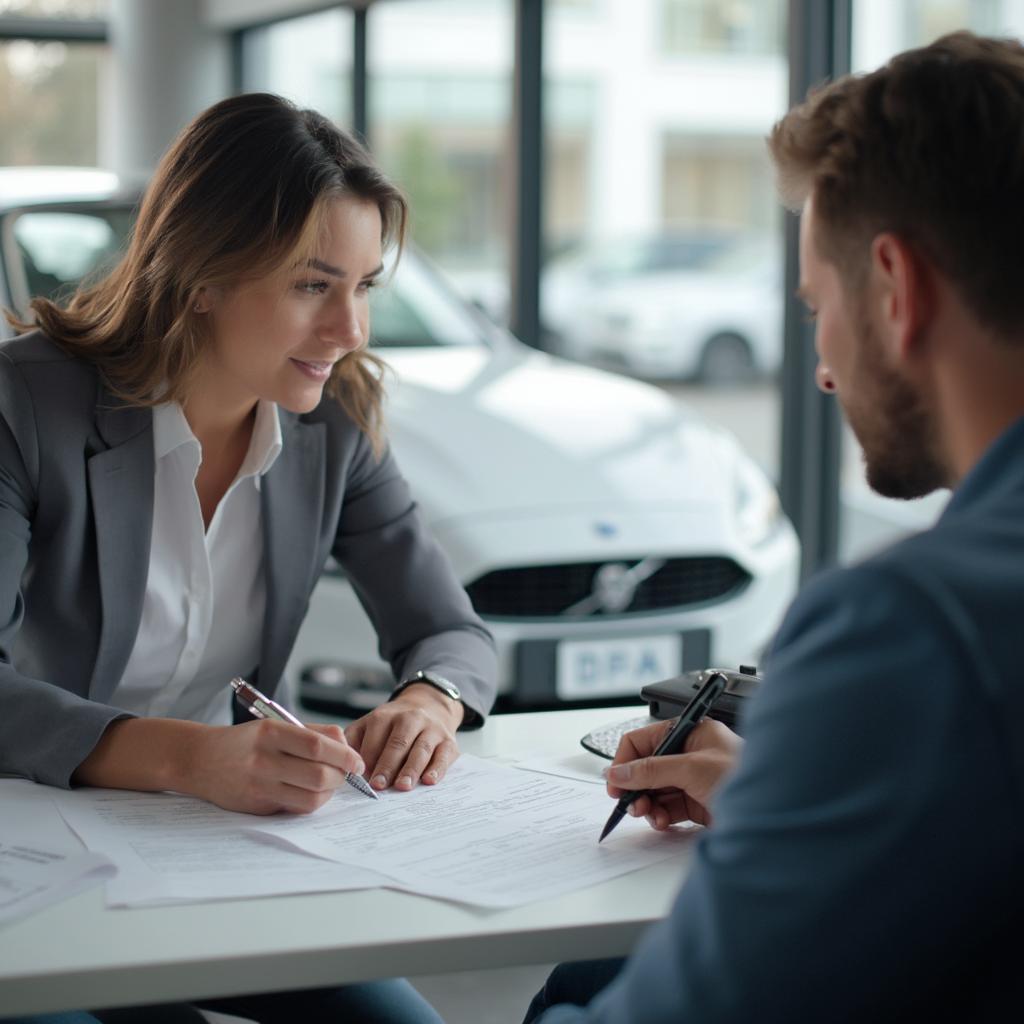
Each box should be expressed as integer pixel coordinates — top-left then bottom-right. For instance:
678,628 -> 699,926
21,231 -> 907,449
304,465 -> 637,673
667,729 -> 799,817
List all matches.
111,400 -> 283,725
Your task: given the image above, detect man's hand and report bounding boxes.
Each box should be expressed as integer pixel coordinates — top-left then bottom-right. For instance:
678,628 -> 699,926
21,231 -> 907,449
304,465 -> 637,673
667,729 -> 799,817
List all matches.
345,683 -> 463,792
606,717 -> 742,828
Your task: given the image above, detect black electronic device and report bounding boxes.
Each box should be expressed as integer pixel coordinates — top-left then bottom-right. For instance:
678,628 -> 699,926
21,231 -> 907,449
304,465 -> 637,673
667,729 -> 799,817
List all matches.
579,665 -> 762,760
641,664 -> 761,732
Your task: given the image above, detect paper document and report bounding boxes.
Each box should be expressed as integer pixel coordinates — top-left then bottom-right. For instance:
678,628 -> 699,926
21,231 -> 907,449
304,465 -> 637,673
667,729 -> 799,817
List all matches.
246,754 -> 696,908
0,780 -> 114,927
55,787 -> 393,907
513,750 -> 609,785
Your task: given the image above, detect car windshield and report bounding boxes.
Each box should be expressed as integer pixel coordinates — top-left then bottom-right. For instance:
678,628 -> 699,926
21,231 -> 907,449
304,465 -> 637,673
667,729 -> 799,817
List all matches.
10,209 -> 134,301
5,205 -> 487,349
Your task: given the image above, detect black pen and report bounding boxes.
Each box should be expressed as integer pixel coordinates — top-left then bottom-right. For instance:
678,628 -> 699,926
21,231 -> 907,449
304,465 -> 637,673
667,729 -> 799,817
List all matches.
598,670 -> 728,842
229,677 -> 378,800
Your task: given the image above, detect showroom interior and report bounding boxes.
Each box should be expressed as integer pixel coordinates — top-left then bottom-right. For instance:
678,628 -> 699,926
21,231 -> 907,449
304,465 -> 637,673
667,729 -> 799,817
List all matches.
0,1 -> 1016,1021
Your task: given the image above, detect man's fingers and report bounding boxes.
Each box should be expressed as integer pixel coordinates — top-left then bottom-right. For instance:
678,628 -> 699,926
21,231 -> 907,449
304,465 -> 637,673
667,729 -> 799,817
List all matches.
611,720 -> 673,768
606,752 -> 693,792
606,753 -> 718,827
626,793 -> 654,818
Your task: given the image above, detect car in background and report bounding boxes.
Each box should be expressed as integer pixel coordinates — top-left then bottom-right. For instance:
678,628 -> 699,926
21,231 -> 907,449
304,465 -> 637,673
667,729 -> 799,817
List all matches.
542,232 -> 782,385
0,168 -> 800,712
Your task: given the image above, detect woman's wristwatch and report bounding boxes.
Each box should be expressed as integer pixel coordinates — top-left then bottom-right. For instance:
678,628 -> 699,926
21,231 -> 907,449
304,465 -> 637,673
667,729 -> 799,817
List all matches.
390,670 -> 477,726
391,669 -> 461,703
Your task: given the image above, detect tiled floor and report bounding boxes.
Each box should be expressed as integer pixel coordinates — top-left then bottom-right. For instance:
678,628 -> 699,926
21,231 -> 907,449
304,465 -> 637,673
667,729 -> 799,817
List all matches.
411,963 -> 555,1024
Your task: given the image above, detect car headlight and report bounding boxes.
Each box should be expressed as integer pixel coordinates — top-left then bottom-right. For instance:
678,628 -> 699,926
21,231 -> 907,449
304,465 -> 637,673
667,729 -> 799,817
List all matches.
734,453 -> 784,547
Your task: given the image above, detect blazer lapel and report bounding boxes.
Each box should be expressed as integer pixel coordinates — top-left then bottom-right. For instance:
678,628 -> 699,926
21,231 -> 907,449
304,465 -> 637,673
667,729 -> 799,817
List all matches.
258,414 -> 326,693
87,395 -> 154,704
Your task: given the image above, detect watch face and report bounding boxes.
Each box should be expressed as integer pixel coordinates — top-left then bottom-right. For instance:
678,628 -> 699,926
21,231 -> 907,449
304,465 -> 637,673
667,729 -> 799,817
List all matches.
417,671 -> 461,700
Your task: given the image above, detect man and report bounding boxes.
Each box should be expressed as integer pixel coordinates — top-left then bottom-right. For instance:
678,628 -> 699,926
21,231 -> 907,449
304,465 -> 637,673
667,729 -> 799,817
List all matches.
527,31 -> 1024,1023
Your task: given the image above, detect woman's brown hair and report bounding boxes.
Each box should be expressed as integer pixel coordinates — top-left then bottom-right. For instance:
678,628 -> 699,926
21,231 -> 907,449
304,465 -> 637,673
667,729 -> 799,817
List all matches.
13,92 -> 407,448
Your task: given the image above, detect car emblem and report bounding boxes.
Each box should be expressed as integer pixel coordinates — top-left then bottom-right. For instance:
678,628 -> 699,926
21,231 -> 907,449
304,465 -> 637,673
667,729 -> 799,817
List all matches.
563,557 -> 666,616
593,521 -> 618,538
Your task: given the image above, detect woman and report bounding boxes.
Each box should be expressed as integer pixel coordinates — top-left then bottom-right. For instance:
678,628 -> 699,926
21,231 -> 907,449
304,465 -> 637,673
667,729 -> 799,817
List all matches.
0,92 -> 495,1023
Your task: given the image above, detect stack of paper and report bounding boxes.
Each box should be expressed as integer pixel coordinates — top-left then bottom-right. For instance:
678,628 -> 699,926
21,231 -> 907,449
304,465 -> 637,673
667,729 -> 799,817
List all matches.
54,787 -> 394,906
0,780 -> 114,928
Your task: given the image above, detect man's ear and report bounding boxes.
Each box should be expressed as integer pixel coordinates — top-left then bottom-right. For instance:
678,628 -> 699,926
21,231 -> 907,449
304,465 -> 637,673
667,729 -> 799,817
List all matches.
869,232 -> 933,360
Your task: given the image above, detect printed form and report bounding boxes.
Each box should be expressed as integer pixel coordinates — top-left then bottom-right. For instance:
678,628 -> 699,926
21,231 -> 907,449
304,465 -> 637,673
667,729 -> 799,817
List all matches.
245,754 -> 696,908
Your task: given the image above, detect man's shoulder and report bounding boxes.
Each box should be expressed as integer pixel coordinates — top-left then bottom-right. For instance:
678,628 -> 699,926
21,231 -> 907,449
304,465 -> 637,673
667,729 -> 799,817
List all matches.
798,501 -> 1017,618
771,510 -> 1022,714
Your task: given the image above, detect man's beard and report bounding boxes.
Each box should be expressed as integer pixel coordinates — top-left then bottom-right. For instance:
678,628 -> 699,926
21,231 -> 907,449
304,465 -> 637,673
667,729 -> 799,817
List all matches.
842,315 -> 948,500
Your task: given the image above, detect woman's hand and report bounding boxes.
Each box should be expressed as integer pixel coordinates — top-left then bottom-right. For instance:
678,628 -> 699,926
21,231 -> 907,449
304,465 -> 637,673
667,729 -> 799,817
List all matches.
186,720 -> 366,815
345,684 -> 463,792
74,717 -> 365,816
605,717 -> 743,828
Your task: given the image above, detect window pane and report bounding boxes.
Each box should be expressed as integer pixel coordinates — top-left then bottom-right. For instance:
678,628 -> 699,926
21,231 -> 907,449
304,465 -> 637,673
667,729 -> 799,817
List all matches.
0,40 -> 105,165
239,8 -> 353,130
661,0 -> 784,57
0,0 -> 107,16
368,0 -> 512,312
840,0 -> 1024,562
543,0 -> 787,482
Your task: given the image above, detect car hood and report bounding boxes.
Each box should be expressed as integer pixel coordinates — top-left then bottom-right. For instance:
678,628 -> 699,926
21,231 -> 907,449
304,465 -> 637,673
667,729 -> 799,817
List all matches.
381,345 -> 742,526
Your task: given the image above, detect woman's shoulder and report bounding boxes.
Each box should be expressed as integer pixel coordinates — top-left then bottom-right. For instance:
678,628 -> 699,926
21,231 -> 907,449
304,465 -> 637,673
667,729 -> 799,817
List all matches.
0,328 -> 75,367
0,330 -> 100,423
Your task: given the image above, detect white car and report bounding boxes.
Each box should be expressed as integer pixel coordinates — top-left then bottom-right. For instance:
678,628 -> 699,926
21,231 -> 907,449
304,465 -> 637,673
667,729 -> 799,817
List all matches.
543,234 -> 783,384
0,168 -> 800,711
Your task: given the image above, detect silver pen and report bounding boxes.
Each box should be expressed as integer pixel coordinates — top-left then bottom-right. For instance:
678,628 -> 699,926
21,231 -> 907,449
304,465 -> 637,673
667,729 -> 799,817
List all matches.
229,677 -> 378,800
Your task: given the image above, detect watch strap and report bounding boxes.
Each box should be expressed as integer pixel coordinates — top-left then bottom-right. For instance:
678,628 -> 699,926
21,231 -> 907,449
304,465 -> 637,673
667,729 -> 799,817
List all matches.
390,669 -> 461,703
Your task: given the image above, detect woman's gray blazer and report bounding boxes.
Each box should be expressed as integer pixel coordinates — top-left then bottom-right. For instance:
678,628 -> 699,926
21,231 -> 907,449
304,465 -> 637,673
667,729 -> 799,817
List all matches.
0,332 -> 497,788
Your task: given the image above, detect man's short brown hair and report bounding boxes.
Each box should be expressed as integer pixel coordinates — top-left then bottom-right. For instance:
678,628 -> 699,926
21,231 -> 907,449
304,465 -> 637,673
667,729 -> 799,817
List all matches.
769,31 -> 1024,338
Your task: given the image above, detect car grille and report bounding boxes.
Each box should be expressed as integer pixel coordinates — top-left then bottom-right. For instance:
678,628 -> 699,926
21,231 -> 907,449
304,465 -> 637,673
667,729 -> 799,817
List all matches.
466,557 -> 751,618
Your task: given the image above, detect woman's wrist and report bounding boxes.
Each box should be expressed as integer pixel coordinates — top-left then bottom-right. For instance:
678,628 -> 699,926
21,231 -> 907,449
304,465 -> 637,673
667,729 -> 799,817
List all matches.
73,716 -> 210,795
392,683 -> 465,730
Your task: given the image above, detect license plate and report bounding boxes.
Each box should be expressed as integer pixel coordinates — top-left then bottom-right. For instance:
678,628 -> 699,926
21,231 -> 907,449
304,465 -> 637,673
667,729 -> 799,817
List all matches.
555,634 -> 682,700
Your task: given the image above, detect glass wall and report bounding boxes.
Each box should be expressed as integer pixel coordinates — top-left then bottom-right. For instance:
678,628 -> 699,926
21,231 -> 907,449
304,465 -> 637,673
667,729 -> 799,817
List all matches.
0,39 -> 106,165
839,0 -> 1024,561
239,7 -> 353,130
542,0 -> 788,481
0,1 -> 108,166
367,0 -> 513,311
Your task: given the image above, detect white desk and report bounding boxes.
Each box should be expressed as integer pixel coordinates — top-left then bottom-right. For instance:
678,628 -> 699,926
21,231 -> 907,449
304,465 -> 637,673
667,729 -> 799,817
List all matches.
0,708 -> 692,1017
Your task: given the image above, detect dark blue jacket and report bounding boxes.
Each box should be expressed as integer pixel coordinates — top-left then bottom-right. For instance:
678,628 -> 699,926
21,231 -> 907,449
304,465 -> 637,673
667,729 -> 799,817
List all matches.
542,416 -> 1024,1022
